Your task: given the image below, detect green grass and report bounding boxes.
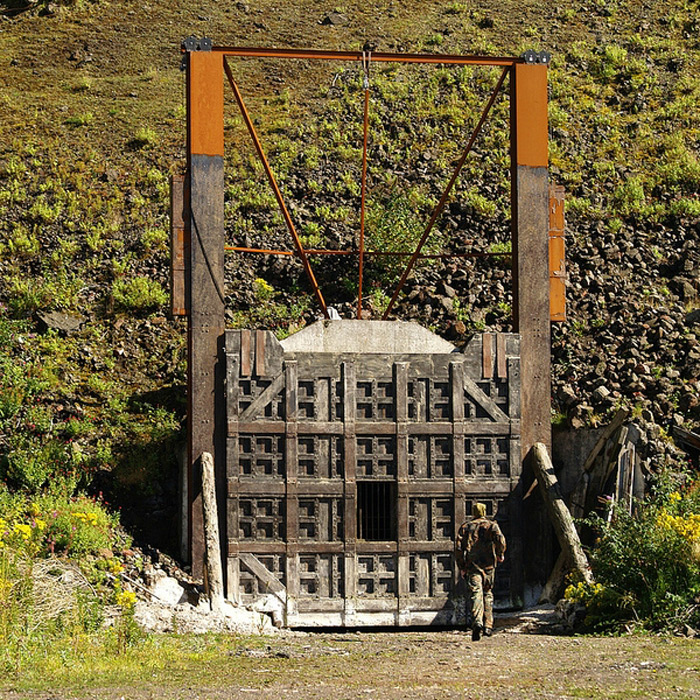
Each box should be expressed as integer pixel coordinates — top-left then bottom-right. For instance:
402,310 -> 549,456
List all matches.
4,632 -> 699,698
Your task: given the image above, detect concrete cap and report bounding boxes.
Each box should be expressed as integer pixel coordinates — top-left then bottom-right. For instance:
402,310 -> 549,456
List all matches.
280,320 -> 456,354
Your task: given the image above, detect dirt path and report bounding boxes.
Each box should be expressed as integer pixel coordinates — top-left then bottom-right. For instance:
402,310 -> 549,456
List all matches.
5,629 -> 699,700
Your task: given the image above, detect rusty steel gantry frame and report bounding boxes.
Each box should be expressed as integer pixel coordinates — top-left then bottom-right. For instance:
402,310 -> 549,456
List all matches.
176,40 -> 563,576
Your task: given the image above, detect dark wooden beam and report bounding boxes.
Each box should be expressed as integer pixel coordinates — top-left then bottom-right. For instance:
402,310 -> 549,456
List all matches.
511,62 -> 551,459
186,50 -> 226,576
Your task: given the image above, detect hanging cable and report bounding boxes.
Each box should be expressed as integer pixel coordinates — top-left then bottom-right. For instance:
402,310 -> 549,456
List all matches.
357,48 -> 371,319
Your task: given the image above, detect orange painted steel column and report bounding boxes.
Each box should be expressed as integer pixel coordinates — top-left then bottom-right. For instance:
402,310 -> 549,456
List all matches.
188,51 -> 225,157
511,61 -> 550,460
186,48 -> 226,577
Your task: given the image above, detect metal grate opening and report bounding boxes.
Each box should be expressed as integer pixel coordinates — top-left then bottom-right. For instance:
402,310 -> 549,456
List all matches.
357,481 -> 397,541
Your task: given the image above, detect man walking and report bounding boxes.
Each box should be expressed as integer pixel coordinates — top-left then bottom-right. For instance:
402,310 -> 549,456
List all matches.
456,502 -> 506,641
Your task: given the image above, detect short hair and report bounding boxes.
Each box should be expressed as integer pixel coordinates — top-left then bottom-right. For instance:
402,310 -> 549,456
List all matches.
472,502 -> 487,518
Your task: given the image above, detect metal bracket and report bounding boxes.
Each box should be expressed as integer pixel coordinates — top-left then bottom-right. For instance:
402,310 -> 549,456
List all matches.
182,35 -> 213,52
181,36 -> 212,70
521,49 -> 551,65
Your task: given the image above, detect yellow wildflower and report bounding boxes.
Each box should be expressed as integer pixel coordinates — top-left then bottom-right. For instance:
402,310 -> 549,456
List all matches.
74,512 -> 99,526
116,589 -> 137,608
13,523 -> 31,540
108,559 -> 124,574
657,508 -> 700,543
564,581 -> 604,604
33,518 -> 46,531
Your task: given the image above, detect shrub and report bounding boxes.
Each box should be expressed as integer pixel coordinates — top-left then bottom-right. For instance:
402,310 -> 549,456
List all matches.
613,176 -> 646,217
365,190 -> 441,282
131,127 -> 157,147
0,490 -> 123,559
230,293 -> 312,340
487,240 -> 512,265
0,488 -> 130,672
63,112 -> 94,128
111,276 -> 167,313
43,498 -> 117,557
5,271 -> 85,317
2,436 -> 77,493
583,470 -> 700,632
564,580 -> 636,629
466,189 -> 497,218
141,227 -> 167,252
252,278 -> 274,302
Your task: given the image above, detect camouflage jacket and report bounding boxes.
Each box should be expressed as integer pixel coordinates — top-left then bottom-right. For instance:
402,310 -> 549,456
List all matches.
455,517 -> 506,572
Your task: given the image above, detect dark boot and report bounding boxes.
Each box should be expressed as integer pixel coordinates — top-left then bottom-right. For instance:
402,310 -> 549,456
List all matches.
483,627 -> 493,637
471,624 -> 482,641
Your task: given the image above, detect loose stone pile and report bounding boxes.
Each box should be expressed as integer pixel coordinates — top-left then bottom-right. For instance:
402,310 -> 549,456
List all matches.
226,202 -> 698,472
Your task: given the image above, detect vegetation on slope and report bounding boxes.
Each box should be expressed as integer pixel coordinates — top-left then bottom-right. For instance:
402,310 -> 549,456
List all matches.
0,0 -> 697,667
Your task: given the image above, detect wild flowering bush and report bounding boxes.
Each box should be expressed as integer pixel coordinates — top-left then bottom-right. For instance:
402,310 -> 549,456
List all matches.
0,490 -> 122,559
0,487 -> 137,670
579,469 -> 700,632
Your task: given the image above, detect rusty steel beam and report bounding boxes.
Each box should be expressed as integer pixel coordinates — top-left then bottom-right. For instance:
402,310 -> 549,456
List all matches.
225,246 -> 296,255
213,45 -> 522,67
382,66 -> 509,319
224,245 -> 513,258
223,58 -> 329,319
170,174 -> 188,317
549,184 -> 566,322
511,62 -> 551,459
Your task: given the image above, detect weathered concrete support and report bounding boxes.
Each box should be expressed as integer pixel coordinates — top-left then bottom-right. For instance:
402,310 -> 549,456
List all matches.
201,451 -> 225,612
532,443 -> 593,584
186,49 -> 225,575
511,62 -> 551,459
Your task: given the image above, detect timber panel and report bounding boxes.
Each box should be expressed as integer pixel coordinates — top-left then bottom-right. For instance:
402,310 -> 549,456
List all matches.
225,326 -> 522,625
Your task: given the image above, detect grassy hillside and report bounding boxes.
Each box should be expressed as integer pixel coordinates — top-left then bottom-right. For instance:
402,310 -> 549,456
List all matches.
0,0 -> 698,555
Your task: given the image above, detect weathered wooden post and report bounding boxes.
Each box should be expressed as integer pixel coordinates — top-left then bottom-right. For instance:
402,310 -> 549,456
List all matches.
509,54 -> 553,600
185,38 -> 226,576
511,55 -> 552,460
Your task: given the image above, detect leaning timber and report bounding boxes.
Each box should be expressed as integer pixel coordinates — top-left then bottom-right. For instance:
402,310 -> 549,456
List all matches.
531,442 -> 594,585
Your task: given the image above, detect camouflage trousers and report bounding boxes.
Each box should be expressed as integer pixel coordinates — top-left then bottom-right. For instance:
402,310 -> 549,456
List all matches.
467,567 -> 495,630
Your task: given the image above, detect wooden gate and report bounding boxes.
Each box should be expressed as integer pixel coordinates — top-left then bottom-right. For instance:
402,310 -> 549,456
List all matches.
224,321 -> 522,626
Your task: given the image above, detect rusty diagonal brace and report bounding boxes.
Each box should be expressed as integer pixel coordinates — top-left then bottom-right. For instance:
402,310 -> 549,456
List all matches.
223,57 -> 329,318
220,47 -> 515,319
381,66 -> 510,320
